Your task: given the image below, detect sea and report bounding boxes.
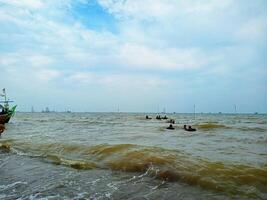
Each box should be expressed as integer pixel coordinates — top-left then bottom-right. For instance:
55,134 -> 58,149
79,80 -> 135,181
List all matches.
0,112 -> 266,200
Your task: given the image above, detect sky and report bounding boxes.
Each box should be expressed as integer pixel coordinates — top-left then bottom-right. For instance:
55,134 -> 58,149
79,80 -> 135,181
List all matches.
0,0 -> 267,113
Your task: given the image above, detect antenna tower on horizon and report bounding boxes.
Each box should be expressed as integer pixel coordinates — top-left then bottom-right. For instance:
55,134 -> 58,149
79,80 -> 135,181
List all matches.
194,104 -> 196,120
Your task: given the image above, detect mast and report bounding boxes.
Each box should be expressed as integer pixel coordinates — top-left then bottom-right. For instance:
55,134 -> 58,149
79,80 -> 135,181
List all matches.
193,104 -> 196,120
3,88 -> 7,103
0,88 -> 13,109
234,104 -> 237,114
0,88 -> 15,115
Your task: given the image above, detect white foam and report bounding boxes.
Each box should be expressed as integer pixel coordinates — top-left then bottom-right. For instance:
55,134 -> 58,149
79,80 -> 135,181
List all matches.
0,181 -> 28,191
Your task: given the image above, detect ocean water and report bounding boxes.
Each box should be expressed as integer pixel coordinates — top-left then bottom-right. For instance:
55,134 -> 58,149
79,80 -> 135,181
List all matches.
0,112 -> 266,200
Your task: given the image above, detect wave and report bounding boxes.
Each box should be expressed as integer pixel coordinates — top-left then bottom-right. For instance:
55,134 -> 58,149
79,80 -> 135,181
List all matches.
197,123 -> 267,133
1,140 -> 266,199
197,123 -> 229,129
0,140 -> 12,153
237,127 -> 267,132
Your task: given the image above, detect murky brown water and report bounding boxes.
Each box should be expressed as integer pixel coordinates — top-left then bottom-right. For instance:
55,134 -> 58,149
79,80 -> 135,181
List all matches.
1,113 -> 267,199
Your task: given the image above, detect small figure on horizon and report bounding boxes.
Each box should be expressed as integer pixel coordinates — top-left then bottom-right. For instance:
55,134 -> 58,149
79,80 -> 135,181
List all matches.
184,125 -> 197,132
166,124 -> 175,130
163,115 -> 168,119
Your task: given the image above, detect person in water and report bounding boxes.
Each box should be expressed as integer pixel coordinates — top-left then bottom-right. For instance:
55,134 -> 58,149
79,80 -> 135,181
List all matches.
166,119 -> 175,124
188,126 -> 196,131
184,125 -> 196,132
156,115 -> 162,120
0,124 -> 5,135
166,124 -> 175,130
146,115 -> 152,119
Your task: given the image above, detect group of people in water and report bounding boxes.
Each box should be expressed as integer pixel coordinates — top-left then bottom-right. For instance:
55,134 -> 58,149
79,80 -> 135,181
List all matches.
155,115 -> 168,120
146,115 -> 197,132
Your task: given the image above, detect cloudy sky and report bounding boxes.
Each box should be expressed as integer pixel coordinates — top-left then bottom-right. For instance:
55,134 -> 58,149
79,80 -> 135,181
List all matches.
0,0 -> 266,113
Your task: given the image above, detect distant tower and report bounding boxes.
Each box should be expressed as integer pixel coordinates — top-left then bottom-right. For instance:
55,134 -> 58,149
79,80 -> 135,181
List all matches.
31,106 -> 34,113
193,104 -> 196,120
117,105 -> 120,113
163,107 -> 166,114
45,107 -> 49,113
234,104 -> 237,114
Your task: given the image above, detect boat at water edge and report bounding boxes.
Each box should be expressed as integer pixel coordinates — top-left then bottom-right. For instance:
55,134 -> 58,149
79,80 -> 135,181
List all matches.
0,88 -> 17,124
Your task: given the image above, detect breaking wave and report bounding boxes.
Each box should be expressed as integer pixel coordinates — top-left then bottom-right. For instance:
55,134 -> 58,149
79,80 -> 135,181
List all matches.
197,123 -> 230,129
0,140 -> 266,199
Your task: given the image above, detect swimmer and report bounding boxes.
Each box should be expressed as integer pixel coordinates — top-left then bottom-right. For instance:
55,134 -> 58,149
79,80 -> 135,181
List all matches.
166,124 -> 175,130
188,126 -> 196,131
167,119 -> 175,124
184,125 -> 196,132
146,115 -> 152,119
156,115 -> 162,120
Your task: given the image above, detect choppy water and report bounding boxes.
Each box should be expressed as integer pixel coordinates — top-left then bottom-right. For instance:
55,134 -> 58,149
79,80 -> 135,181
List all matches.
0,113 -> 267,200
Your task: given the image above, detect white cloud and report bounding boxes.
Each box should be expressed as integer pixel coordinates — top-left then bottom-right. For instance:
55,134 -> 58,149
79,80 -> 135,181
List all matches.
0,52 -> 60,84
0,0 -> 223,73
0,52 -> 54,68
236,16 -> 267,44
67,72 -> 170,90
179,0 -> 233,14
0,0 -> 45,9
98,0 -> 233,21
37,69 -> 61,81
1,0 -> 266,112
98,0 -> 176,20
68,72 -> 95,84
116,44 -> 212,70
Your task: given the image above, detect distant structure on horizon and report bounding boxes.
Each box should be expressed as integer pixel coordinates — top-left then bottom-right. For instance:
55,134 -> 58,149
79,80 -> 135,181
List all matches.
42,107 -> 50,113
194,104 -> 196,120
65,108 -> 71,113
162,107 -> 166,114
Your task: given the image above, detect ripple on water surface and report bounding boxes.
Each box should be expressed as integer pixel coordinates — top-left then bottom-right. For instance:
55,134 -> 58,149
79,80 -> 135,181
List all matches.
0,113 -> 267,199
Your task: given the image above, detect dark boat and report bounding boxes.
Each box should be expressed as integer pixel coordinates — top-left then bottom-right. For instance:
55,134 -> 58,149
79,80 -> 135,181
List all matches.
0,88 -> 17,124
0,113 -> 11,124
